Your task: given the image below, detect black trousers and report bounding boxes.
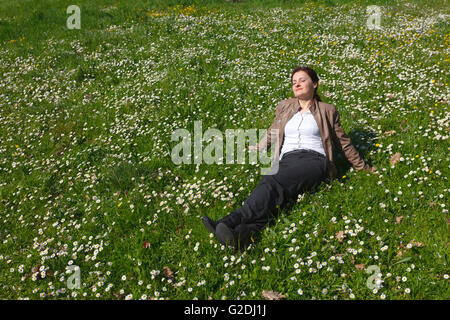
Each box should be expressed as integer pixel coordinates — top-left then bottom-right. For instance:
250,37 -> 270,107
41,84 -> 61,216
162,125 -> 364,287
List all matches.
218,149 -> 329,243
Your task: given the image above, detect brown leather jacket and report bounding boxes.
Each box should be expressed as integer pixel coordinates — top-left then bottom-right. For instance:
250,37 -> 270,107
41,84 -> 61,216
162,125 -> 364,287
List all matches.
257,97 -> 371,180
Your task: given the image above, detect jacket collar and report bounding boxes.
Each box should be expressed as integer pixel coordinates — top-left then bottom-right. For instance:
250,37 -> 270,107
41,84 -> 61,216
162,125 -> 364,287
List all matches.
287,97 -> 318,113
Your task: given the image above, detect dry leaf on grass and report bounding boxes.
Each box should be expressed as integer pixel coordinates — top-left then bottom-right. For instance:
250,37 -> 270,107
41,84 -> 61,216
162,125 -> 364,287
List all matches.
355,264 -> 365,270
31,265 -> 42,273
163,266 -> 175,280
410,241 -> 424,248
395,216 -> 403,224
336,230 -> 346,243
390,153 -> 402,166
262,290 -> 286,300
384,130 -> 397,136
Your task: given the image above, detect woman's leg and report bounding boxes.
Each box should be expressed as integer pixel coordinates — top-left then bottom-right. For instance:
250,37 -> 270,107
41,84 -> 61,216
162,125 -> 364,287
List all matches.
220,151 -> 327,226
217,173 -> 285,229
207,150 -> 329,249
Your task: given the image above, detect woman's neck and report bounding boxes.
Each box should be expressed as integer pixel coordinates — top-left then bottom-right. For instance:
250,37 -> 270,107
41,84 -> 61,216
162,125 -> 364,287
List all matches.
298,97 -> 314,110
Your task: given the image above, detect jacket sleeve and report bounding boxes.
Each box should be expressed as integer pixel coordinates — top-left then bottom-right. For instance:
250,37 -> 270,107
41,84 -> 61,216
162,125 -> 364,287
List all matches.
257,101 -> 283,150
331,107 -> 370,171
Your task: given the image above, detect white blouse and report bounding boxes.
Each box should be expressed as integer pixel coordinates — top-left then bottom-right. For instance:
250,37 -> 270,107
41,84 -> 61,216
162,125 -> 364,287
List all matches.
279,110 -> 326,161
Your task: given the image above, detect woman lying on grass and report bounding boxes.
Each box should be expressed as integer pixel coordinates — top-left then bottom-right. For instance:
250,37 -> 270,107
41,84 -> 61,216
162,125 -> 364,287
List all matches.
202,65 -> 378,252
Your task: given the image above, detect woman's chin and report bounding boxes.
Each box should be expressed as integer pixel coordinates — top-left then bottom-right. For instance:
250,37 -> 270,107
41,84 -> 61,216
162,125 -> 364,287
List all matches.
295,93 -> 313,99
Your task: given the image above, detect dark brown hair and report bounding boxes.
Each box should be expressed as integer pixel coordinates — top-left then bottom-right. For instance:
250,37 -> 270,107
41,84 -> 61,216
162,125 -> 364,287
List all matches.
290,65 -> 322,102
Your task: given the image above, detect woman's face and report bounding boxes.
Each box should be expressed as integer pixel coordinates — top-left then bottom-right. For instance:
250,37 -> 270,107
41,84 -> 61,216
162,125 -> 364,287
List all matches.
292,71 -> 317,99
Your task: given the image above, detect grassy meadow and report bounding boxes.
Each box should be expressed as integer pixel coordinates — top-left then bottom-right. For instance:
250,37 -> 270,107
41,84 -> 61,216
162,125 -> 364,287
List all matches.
0,0 -> 449,300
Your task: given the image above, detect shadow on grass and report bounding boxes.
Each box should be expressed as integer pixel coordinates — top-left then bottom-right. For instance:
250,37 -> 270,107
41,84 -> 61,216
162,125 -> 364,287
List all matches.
332,127 -> 378,179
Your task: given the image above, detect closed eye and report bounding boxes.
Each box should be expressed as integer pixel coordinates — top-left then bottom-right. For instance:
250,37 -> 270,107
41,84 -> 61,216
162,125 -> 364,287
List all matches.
292,79 -> 306,85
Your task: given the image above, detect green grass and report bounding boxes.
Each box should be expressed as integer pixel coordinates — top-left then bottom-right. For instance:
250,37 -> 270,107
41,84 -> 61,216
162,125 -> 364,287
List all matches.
0,0 -> 449,300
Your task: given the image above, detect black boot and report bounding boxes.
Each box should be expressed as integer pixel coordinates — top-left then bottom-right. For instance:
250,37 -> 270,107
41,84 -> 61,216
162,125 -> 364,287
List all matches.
201,216 -> 218,234
215,211 -> 242,229
215,223 -> 237,248
216,223 -> 255,252
233,223 -> 254,252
